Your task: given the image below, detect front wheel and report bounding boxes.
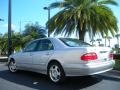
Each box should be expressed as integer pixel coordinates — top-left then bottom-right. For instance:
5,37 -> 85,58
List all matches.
48,62 -> 65,83
8,60 -> 17,73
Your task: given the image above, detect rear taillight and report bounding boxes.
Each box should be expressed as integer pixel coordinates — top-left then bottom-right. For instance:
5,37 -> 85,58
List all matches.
109,53 -> 113,59
81,52 -> 98,61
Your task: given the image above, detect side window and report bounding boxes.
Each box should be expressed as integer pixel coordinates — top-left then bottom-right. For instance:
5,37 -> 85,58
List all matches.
36,40 -> 42,51
36,39 -> 54,51
24,41 -> 38,52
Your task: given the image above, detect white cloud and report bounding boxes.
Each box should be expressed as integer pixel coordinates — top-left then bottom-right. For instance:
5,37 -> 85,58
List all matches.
2,23 -> 17,30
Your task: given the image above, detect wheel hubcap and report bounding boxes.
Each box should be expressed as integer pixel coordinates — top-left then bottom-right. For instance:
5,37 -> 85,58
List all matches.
9,61 -> 17,72
49,65 -> 61,82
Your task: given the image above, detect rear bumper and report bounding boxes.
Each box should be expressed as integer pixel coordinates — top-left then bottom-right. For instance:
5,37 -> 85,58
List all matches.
63,60 -> 115,76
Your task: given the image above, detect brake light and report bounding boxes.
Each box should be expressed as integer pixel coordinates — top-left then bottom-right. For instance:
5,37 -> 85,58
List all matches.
81,52 -> 98,61
109,53 -> 113,59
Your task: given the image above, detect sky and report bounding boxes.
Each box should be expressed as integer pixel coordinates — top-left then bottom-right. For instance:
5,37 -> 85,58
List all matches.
0,0 -> 61,33
0,0 -> 120,46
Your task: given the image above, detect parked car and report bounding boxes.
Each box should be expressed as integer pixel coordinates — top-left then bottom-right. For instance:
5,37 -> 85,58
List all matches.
8,38 -> 115,83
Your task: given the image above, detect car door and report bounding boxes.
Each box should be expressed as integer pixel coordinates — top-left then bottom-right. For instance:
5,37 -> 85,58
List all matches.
32,39 -> 54,71
16,40 -> 39,69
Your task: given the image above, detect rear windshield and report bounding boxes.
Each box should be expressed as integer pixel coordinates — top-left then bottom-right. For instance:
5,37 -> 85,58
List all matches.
59,38 -> 91,47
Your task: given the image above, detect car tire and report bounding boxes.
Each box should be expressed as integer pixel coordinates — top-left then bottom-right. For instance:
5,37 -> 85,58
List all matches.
48,62 -> 65,83
8,60 -> 17,73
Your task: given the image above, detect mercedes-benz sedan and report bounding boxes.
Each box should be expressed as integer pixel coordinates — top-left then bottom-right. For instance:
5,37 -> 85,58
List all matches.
8,38 -> 115,83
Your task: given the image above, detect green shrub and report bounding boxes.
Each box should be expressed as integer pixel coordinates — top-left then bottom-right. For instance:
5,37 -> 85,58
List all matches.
114,60 -> 120,70
113,54 -> 120,60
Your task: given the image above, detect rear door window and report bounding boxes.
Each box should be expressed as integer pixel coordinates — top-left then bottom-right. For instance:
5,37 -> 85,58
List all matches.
24,40 -> 39,52
59,38 -> 91,47
36,39 -> 54,51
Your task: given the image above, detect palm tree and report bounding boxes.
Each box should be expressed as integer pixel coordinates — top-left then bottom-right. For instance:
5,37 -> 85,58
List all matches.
11,32 -> 22,52
96,38 -> 102,46
23,22 -> 46,39
90,39 -> 95,46
0,33 -> 3,55
107,36 -> 112,47
0,33 -> 8,55
103,36 -> 107,47
21,22 -> 47,47
0,32 -> 22,54
104,36 -> 112,47
47,0 -> 118,41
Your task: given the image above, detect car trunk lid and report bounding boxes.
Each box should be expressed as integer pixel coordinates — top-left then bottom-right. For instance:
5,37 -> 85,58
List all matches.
85,47 -> 112,62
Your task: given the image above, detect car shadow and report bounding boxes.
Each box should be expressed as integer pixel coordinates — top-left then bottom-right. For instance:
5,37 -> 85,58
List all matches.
0,68 -> 103,90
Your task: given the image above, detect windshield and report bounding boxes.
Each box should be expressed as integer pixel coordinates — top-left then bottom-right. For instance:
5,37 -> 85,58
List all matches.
59,38 -> 91,47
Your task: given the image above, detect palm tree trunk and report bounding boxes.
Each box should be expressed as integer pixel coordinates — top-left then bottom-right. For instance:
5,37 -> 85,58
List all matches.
78,30 -> 85,41
78,22 -> 86,41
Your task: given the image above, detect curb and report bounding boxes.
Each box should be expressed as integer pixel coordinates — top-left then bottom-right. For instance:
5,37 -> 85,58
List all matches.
0,62 -> 8,66
100,70 -> 120,79
0,57 -> 8,62
110,70 -> 120,74
0,56 -> 8,59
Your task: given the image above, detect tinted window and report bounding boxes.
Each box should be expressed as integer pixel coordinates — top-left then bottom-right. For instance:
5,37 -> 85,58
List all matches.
59,38 -> 91,47
36,39 -> 54,51
24,40 -> 38,52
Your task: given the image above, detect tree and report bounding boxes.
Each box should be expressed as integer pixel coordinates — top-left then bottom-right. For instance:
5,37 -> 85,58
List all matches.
11,32 -> 22,52
0,33 -> 3,55
0,33 -> 8,55
22,22 -> 47,47
1,34 -> 7,52
47,0 -> 118,41
23,23 -> 46,38
0,23 -> 46,55
0,32 -> 22,55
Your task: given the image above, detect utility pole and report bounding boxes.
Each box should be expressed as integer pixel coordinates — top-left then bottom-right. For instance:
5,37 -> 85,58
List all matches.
43,7 -> 50,37
8,0 -> 12,56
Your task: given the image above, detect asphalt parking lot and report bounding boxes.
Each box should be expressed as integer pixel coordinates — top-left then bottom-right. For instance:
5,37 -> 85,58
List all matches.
0,63 -> 120,90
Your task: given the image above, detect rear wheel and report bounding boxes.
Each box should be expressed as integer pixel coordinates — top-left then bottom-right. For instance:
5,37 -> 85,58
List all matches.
48,62 -> 65,83
8,60 -> 17,73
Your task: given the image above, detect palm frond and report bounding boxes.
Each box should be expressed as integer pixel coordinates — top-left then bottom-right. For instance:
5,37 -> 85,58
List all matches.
98,0 -> 118,6
47,0 -> 118,40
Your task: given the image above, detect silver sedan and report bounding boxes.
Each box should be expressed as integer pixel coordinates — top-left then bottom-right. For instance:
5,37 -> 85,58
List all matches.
8,38 -> 115,83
